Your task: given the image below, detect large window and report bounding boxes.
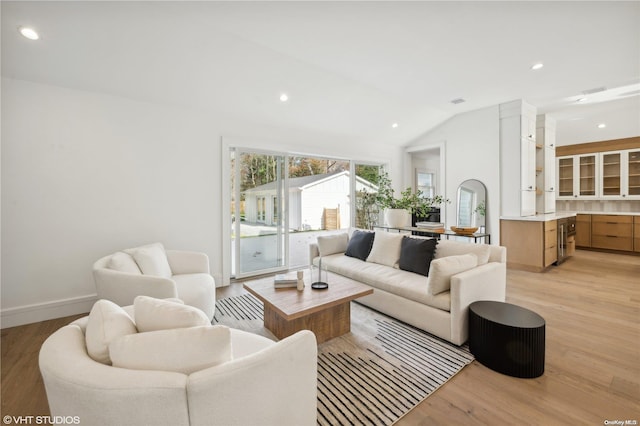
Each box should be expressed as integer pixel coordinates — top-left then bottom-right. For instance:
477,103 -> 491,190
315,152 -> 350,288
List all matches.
229,147 -> 383,278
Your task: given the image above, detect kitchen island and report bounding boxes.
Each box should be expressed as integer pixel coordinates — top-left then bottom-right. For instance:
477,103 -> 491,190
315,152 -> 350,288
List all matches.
500,212 -> 577,272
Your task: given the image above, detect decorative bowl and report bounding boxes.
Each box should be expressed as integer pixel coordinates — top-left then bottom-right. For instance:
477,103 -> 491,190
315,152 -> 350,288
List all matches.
450,226 -> 478,235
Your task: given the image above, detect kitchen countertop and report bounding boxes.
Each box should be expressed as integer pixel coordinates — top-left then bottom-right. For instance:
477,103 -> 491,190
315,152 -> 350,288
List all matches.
500,212 -> 577,222
501,211 -> 640,221
571,211 -> 640,216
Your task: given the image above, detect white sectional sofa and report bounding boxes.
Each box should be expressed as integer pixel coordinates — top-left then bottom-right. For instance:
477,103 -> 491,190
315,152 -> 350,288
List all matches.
309,230 -> 507,345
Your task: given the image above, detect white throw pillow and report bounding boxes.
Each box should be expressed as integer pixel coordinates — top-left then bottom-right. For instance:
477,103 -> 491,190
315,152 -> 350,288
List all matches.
85,300 -> 137,365
435,241 -> 491,265
109,325 -> 232,374
427,253 -> 478,295
124,243 -> 172,278
107,252 -> 142,274
317,233 -> 349,257
366,231 -> 404,267
134,296 -> 210,332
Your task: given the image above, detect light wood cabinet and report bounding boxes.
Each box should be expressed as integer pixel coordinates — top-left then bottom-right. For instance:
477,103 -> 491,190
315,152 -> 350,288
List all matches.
635,217 -> 640,253
591,215 -> 633,252
544,220 -> 558,266
500,219 -> 560,271
575,214 -> 591,247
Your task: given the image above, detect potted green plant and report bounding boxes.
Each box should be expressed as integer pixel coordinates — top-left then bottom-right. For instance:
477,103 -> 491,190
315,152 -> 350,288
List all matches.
375,172 -> 449,227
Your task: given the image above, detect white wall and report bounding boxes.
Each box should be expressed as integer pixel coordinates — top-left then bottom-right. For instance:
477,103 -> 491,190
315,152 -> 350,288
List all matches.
1,78 -> 400,327
406,105 -> 501,243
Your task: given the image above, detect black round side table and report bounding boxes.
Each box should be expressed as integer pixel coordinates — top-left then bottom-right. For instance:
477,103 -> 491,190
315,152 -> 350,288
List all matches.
468,301 -> 545,378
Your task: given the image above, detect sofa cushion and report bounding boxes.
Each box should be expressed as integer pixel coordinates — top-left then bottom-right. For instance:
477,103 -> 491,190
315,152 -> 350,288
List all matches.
317,232 -> 349,257
399,237 -> 438,276
435,240 -> 491,265
109,325 -> 232,374
85,300 -> 137,365
134,296 -> 210,332
125,243 -> 172,278
318,253 -> 450,311
366,231 -> 403,267
344,230 -> 375,261
107,252 -> 142,274
428,254 -> 478,295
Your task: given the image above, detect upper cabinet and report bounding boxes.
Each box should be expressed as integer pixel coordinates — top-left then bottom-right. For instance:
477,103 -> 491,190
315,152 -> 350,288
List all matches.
535,115 -> 556,214
500,100 -> 537,217
604,149 -> 640,199
556,154 -> 599,199
557,149 -> 640,200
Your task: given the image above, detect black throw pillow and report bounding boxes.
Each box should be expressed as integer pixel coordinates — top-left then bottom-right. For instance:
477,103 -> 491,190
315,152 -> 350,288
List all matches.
344,230 -> 375,261
399,237 -> 438,276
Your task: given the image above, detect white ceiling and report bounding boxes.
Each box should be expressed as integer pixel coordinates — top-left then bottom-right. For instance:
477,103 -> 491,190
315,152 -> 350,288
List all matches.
2,1 -> 639,147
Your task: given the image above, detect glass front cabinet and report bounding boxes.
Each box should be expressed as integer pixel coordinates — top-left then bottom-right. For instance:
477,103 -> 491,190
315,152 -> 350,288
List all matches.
557,149 -> 640,200
556,154 -> 599,199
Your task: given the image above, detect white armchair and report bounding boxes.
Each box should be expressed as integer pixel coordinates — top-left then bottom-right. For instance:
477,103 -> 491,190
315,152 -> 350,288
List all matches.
39,307 -> 318,426
93,243 -> 216,320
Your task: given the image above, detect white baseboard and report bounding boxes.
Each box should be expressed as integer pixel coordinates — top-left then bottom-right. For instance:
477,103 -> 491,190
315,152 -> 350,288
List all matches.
1,294 -> 98,329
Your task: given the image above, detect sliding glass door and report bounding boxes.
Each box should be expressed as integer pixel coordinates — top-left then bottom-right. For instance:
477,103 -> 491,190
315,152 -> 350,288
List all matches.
231,150 -> 288,278
227,145 -> 384,280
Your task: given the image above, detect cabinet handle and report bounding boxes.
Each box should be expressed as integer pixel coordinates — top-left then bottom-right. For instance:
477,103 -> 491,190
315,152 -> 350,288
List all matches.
623,194 -> 626,197
606,235 -> 618,238
550,187 -> 554,191
528,186 -> 533,189
606,222 -> 617,224
574,195 -> 578,198
550,144 -> 554,147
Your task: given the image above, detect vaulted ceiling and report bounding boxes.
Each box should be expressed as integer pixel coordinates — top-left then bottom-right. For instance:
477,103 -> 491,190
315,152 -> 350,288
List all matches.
2,1 -> 639,146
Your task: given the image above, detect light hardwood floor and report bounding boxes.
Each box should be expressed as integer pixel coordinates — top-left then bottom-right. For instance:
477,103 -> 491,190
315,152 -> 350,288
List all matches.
2,250 -> 638,424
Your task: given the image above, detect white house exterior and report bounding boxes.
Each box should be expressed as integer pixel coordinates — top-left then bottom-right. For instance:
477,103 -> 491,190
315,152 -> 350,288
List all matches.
243,171 -> 376,231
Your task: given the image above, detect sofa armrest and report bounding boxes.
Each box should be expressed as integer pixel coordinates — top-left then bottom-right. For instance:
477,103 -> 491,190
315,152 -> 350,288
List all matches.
309,243 -> 320,266
449,262 -> 507,345
165,250 -> 210,275
93,269 -> 178,307
187,330 -> 318,426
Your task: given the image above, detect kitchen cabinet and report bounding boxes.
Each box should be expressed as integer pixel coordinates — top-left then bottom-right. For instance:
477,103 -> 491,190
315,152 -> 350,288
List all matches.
500,100 -> 537,217
591,215 -> 633,251
600,150 -> 640,199
575,214 -> 591,247
500,218 -> 563,272
544,220 -> 558,266
556,154 -> 598,199
557,149 -> 640,200
536,115 -> 556,213
635,217 -> 640,253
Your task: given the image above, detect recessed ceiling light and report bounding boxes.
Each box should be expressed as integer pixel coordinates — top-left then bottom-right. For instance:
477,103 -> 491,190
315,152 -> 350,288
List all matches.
576,97 -> 588,103
531,63 -> 544,71
279,93 -> 289,102
18,26 -> 39,40
597,123 -> 606,129
451,98 -> 466,105
391,123 -> 399,129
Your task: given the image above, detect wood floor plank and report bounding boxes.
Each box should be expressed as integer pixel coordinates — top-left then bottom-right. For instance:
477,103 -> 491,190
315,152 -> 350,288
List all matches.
1,249 -> 638,424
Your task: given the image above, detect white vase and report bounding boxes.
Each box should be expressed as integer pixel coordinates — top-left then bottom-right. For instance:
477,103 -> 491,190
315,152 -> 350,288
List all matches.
385,209 -> 409,228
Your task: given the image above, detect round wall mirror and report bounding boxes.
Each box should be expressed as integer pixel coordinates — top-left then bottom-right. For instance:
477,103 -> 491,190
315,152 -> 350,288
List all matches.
456,179 -> 487,230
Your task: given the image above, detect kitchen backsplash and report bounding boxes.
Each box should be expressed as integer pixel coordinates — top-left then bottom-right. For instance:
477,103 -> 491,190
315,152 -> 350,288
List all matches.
556,200 -> 640,213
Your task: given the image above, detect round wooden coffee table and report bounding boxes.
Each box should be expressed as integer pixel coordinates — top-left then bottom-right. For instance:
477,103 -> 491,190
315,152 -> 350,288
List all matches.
468,301 -> 545,378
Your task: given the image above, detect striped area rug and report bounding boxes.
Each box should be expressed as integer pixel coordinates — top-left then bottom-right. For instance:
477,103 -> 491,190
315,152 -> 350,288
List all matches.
214,294 -> 474,426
